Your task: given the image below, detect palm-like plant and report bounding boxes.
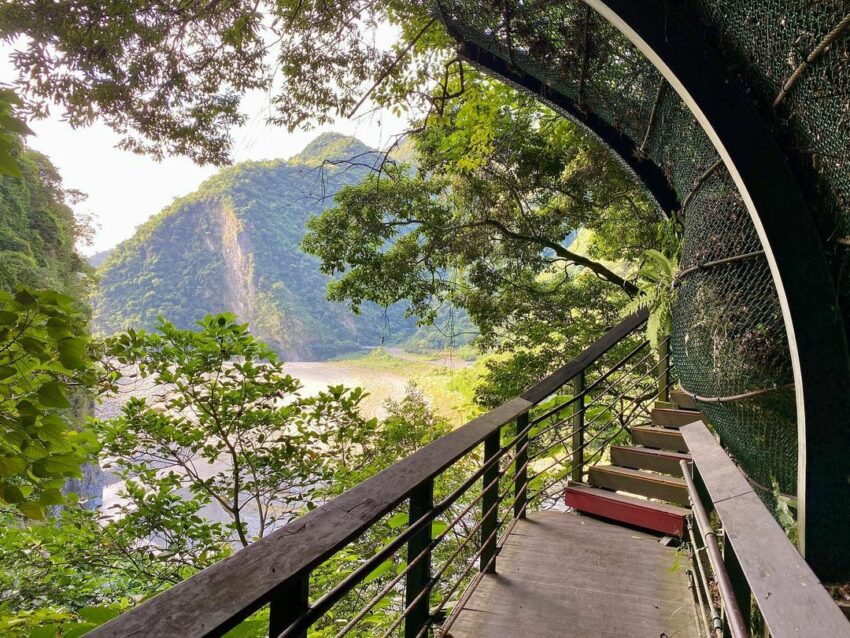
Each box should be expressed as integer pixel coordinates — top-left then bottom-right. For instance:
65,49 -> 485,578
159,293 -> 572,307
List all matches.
623,249 -> 678,349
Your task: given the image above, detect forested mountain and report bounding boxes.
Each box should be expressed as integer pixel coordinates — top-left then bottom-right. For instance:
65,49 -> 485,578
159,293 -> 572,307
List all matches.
92,133 -> 419,360
0,141 -> 88,292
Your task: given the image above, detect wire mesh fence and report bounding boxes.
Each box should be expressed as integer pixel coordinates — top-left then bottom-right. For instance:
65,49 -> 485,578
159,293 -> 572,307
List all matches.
431,0 -> 806,505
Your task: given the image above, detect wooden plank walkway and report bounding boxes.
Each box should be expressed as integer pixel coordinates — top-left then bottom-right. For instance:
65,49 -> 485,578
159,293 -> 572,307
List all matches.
446,511 -> 700,638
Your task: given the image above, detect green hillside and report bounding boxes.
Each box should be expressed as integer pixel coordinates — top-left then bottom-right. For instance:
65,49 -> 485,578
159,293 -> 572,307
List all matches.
92,133 -> 419,360
0,141 -> 87,293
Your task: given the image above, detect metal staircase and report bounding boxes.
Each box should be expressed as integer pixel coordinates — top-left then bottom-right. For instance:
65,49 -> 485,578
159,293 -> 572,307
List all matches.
566,398 -> 701,537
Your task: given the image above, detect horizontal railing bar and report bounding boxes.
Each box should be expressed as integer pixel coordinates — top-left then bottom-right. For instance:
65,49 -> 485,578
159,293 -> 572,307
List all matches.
91,313 -> 648,638
528,349 -> 657,444
529,370 -> 655,463
530,339 -> 650,424
521,310 -> 647,404
680,422 -> 850,637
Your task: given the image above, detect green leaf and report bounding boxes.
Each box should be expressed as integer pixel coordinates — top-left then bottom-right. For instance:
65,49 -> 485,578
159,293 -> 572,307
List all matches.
78,606 -> 119,625
35,453 -> 82,475
14,289 -> 37,306
431,519 -> 448,539
37,382 -> 72,409
18,502 -> 44,519
60,624 -> 97,638
0,456 -> 26,477
3,483 -> 25,503
20,336 -> 45,355
363,559 -> 394,584
57,337 -> 87,370
386,512 -> 408,529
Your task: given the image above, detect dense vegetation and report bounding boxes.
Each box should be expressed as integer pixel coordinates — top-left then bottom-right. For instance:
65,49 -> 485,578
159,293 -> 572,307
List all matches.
0,3 -> 683,636
304,76 -> 669,404
92,133 -> 451,360
0,139 -> 89,294
0,313 -> 464,636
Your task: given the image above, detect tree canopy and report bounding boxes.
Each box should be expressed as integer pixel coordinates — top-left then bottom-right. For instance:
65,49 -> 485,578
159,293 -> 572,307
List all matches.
303,76 -> 668,397
1,0 -> 450,164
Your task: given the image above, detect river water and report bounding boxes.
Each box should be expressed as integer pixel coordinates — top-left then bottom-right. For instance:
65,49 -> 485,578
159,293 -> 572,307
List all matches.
94,360 -> 417,535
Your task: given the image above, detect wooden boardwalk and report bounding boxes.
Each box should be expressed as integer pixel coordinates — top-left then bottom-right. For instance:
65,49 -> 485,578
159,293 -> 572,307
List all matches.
446,511 -> 700,638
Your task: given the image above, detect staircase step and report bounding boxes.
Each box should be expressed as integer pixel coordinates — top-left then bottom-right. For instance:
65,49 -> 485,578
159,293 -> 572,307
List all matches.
654,400 -> 677,410
669,389 -> 697,410
565,485 -> 689,537
610,446 -> 691,476
631,426 -> 689,453
588,465 -> 690,507
651,408 -> 703,429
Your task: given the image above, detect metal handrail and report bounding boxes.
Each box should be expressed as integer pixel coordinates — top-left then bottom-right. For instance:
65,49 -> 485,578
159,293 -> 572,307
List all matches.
90,309 -> 649,637
679,421 -> 850,637
680,459 -> 748,638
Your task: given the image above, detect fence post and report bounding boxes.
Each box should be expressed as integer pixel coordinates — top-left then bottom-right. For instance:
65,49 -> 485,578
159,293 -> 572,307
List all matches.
404,479 -> 434,638
571,371 -> 586,484
269,571 -> 310,638
657,336 -> 671,403
514,413 -> 529,519
480,430 -> 501,574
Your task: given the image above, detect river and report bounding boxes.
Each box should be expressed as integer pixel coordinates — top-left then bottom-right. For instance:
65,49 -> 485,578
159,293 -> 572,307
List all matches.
95,358 -> 450,535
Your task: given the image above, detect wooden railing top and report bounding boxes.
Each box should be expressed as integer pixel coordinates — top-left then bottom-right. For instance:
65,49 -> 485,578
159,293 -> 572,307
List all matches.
521,309 -> 647,403
680,421 -> 850,637
92,311 -> 648,637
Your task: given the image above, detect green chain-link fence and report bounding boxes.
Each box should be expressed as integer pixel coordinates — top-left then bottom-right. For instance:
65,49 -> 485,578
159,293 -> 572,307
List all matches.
427,0 -> 849,507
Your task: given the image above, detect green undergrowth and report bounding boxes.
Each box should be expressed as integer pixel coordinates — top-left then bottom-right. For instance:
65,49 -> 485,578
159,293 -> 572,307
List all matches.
337,348 -> 485,425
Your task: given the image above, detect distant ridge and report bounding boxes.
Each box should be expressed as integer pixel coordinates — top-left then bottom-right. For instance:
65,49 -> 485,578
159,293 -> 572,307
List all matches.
90,133 -> 415,360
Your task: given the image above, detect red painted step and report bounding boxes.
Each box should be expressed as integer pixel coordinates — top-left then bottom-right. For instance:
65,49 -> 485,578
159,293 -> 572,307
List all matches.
565,485 -> 689,537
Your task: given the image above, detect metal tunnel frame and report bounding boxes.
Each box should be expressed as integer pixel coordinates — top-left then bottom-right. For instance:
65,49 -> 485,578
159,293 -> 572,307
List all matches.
449,0 -> 850,578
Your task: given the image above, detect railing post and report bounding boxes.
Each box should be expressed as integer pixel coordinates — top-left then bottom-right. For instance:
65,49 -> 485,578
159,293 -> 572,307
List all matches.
480,430 -> 501,574
404,479 -> 434,638
514,413 -> 529,519
571,371 -> 585,484
657,336 -> 670,403
269,571 -> 310,638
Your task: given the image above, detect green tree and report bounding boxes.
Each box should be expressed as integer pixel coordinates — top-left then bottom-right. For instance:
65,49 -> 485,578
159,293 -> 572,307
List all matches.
302,77 -> 665,401
0,475 -> 231,637
0,88 -> 33,177
1,0 -> 448,164
97,313 -> 375,546
0,288 -> 100,519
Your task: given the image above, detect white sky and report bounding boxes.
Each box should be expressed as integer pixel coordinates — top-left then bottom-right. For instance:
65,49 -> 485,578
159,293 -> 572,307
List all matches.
1,39 -> 407,256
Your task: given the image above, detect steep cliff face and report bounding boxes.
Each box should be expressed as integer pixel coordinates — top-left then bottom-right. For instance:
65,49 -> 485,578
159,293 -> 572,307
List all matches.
91,133 -> 415,360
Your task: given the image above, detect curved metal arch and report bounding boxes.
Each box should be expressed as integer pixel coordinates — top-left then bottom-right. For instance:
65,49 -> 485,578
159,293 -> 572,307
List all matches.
582,0 -> 850,579
443,0 -> 850,577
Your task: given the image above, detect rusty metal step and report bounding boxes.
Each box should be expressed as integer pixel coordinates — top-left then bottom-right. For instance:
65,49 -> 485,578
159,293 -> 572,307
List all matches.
588,465 -> 689,507
669,389 -> 697,410
651,407 -> 703,429
610,445 -> 691,476
565,485 -> 689,537
630,426 -> 689,453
